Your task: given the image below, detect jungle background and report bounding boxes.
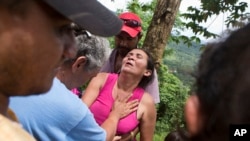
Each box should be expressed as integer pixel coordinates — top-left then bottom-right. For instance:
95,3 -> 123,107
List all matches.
102,0 -> 250,140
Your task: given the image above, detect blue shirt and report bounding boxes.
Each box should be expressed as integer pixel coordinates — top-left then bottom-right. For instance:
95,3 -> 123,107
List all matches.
10,78 -> 106,141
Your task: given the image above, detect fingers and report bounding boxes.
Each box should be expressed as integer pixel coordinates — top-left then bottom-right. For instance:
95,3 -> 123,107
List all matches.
112,136 -> 121,141
126,99 -> 139,111
112,96 -> 140,119
119,99 -> 139,119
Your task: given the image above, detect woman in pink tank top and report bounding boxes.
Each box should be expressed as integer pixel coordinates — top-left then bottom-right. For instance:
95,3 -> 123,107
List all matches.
82,49 -> 156,141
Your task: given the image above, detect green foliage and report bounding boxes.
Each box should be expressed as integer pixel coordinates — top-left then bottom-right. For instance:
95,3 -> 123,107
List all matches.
172,0 -> 249,47
168,12 -> 202,47
155,64 -> 189,140
152,41 -> 202,140
181,0 -> 249,39
153,133 -> 167,141
164,41 -> 201,87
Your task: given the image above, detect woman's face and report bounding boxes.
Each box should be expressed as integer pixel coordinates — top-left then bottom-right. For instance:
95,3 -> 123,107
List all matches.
121,49 -> 150,77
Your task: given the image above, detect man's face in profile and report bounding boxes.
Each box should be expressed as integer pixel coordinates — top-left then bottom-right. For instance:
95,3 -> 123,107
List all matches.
0,0 -> 76,95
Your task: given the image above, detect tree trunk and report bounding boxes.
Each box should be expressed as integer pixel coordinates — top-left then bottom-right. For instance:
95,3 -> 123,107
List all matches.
142,0 -> 181,70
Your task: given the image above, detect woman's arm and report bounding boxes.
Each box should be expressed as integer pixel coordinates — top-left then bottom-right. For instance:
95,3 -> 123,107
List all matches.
117,127 -> 139,141
81,72 -> 108,107
138,92 -> 156,141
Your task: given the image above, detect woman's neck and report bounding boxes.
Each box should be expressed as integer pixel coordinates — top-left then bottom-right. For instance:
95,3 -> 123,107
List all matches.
117,73 -> 140,93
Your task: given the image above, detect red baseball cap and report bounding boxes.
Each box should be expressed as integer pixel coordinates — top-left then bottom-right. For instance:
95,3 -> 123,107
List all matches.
119,12 -> 142,37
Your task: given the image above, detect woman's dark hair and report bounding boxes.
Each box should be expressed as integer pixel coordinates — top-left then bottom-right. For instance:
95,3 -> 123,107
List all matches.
137,48 -> 155,89
189,23 -> 250,141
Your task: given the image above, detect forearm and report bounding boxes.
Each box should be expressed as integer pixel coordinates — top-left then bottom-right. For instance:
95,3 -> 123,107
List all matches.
101,111 -> 119,141
139,121 -> 155,141
139,95 -> 156,141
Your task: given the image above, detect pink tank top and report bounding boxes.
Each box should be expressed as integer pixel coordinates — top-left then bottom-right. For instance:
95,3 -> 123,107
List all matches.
90,73 -> 144,134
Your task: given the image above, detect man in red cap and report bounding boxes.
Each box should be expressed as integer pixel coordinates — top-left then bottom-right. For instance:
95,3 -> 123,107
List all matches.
100,12 -> 160,104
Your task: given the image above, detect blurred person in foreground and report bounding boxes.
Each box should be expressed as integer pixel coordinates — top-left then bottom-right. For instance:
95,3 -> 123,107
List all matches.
0,0 -> 122,140
184,23 -> 250,141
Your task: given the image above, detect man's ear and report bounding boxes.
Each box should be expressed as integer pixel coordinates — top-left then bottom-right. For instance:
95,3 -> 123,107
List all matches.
185,94 -> 202,136
72,56 -> 87,73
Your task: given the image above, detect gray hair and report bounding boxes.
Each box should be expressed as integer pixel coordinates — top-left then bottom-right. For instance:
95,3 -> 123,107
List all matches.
75,32 -> 110,72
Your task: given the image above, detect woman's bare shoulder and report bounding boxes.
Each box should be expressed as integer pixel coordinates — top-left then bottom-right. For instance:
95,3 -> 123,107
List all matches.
141,92 -> 155,105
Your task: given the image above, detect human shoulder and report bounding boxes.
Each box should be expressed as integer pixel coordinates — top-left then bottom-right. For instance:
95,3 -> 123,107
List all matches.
66,111 -> 106,141
141,92 -> 155,106
85,72 -> 110,93
0,114 -> 36,141
137,92 -> 156,121
93,72 -> 109,84
96,72 -> 109,78
141,92 -> 156,115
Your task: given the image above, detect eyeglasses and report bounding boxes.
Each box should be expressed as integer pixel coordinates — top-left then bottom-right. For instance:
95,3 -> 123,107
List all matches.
55,24 -> 74,37
55,23 -> 92,39
121,19 -> 141,28
71,23 -> 92,38
73,30 -> 92,38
